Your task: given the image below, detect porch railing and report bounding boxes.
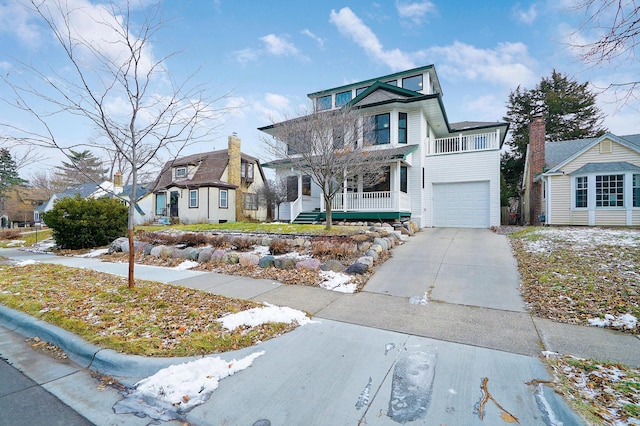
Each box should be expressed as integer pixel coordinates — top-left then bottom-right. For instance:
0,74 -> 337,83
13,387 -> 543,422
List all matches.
289,196 -> 302,223
429,130 -> 500,155
321,191 -> 410,212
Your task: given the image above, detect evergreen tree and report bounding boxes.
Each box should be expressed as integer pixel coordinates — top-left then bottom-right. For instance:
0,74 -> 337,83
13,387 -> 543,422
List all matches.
54,149 -> 108,187
0,149 -> 27,198
501,70 -> 607,201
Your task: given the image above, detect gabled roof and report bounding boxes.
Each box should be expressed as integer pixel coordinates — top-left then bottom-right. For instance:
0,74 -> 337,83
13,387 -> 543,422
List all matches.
56,182 -> 105,199
569,161 -> 640,175
154,149 -> 264,191
546,133 -> 640,172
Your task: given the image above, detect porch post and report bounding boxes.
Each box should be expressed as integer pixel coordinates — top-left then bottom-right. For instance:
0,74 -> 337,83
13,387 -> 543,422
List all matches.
394,160 -> 401,210
343,171 -> 347,212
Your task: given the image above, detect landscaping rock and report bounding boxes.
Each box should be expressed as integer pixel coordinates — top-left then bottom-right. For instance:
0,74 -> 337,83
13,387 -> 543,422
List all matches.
143,243 -> 154,256
239,253 -> 260,266
321,260 -> 344,272
358,241 -> 372,252
345,262 -> 368,275
357,256 -> 374,267
186,248 -> 200,261
261,237 -> 272,247
274,258 -> 296,270
210,249 -> 226,263
373,238 -> 388,251
399,226 -> 411,236
296,258 -> 321,270
258,255 -> 275,268
149,245 -> 165,258
370,244 -> 383,254
221,252 -> 239,265
198,247 -> 213,263
108,237 -> 128,253
365,249 -> 379,260
292,237 -> 306,247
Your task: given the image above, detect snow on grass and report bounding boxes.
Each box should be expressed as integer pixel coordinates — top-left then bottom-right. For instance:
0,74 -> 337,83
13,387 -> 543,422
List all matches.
79,248 -> 108,258
6,240 -> 26,247
217,303 -> 315,330
115,352 -> 264,421
173,260 -> 200,270
319,270 -> 357,293
14,259 -> 38,266
588,313 -> 638,330
522,227 -> 640,253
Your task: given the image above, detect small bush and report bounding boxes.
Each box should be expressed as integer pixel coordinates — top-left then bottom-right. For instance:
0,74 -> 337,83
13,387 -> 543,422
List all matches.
269,238 -> 291,255
230,236 -> 253,251
0,229 -> 21,240
42,195 -> 127,250
311,238 -> 357,259
206,234 -> 228,248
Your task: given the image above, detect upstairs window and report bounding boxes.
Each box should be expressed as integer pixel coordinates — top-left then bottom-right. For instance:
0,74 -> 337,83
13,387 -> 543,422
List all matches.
356,86 -> 369,96
398,112 -> 407,144
596,174 -> 624,207
316,95 -> 331,111
335,90 -> 352,107
634,174 -> 640,207
402,74 -> 423,91
175,167 -> 187,178
575,176 -> 588,208
241,161 -> 254,181
365,113 -> 390,145
386,79 -> 398,86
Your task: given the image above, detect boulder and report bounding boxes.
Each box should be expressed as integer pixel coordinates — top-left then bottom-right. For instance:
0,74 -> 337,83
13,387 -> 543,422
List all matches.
210,249 -> 226,263
345,262 -> 368,275
357,256 -> 374,267
143,243 -> 154,256
198,247 -> 213,263
108,237 -> 128,254
358,241 -> 372,252
186,248 -> 201,261
149,245 -> 165,258
399,226 -> 411,236
292,237 -> 306,247
239,253 -> 260,266
258,255 -> 276,268
370,244 -> 383,254
373,238 -> 388,250
321,260 -> 344,272
296,258 -> 321,270
365,249 -> 379,261
274,258 -> 296,270
261,237 -> 272,247
221,252 -> 239,265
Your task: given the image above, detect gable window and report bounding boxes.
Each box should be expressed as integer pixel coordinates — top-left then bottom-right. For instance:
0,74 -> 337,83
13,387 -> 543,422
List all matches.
243,193 -> 258,210
402,74 -> 423,91
155,193 -> 166,215
400,166 -> 408,193
386,79 -> 398,86
356,86 -> 369,96
398,112 -> 407,144
175,167 -> 187,178
316,95 -> 331,111
219,189 -> 228,209
633,174 -> 640,207
366,113 -> 390,145
596,174 -> 624,207
335,90 -> 352,107
241,161 -> 254,181
189,189 -> 198,208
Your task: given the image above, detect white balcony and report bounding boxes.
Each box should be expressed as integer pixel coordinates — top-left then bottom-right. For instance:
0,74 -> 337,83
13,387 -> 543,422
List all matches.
429,130 -> 500,155
320,191 -> 410,212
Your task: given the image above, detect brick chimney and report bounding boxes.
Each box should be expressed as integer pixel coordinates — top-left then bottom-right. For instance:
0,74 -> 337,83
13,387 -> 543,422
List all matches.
528,115 -> 545,225
227,133 -> 243,221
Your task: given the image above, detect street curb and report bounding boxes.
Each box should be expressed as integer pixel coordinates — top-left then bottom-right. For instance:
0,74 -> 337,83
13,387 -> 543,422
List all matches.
0,304 -> 202,378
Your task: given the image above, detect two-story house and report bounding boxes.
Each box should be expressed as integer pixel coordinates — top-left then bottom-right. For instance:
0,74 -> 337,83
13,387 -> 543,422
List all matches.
260,64 -> 509,228
152,134 -> 267,224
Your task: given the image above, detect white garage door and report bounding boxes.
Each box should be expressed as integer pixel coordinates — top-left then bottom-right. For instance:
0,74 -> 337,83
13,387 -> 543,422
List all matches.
433,181 -> 490,228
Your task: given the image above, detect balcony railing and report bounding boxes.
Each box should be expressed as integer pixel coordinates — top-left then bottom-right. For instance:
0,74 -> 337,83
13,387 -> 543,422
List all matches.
320,191 -> 410,212
429,130 -> 500,155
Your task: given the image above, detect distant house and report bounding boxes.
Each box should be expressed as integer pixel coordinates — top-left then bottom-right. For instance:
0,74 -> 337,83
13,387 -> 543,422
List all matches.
1,187 -> 49,227
34,181 -> 116,224
260,64 -> 509,228
152,134 -> 267,224
523,116 -> 640,226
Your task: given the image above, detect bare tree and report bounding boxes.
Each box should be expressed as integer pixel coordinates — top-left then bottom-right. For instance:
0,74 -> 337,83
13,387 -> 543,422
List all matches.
29,171 -> 67,198
570,0 -> 640,104
256,177 -> 288,221
262,105 -> 395,230
1,0 -> 229,288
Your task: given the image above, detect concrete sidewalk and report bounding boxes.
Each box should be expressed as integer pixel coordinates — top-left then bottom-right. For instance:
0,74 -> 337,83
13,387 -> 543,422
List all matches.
0,229 -> 639,425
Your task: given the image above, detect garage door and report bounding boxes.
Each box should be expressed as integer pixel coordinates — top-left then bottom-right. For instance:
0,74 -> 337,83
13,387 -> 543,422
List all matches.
433,181 -> 490,228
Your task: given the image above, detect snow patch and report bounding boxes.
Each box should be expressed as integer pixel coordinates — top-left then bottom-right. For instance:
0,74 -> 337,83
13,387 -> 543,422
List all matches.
79,248 -> 108,258
588,313 -> 637,330
173,260 -> 199,270
409,292 -> 429,305
319,270 -> 357,293
14,259 -> 38,266
217,303 -> 315,330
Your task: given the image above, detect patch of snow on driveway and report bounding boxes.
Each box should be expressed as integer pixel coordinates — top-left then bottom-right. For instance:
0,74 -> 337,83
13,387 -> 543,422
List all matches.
217,303 -> 315,330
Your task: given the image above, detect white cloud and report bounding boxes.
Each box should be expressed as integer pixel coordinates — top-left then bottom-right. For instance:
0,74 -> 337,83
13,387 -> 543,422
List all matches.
233,48 -> 260,65
427,41 -> 538,88
260,34 -> 300,57
329,7 -> 415,71
0,0 -> 42,48
513,4 -> 537,24
301,29 -> 324,47
396,1 -> 436,25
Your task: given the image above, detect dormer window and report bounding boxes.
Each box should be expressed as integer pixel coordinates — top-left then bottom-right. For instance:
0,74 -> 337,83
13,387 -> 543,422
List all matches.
402,74 -> 423,92
356,86 -> 369,96
175,167 -> 187,178
335,90 -> 352,107
316,95 -> 331,111
241,161 -> 254,182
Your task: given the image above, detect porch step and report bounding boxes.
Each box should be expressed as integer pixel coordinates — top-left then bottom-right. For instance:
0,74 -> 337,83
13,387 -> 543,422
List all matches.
293,211 -> 321,224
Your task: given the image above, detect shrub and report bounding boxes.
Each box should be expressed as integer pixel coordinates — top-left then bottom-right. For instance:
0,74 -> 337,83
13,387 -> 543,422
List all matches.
311,238 -> 357,259
269,238 -> 291,255
0,229 -> 21,240
42,195 -> 128,250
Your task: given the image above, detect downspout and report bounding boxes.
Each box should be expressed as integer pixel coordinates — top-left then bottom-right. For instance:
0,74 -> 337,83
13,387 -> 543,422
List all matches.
207,187 -> 210,221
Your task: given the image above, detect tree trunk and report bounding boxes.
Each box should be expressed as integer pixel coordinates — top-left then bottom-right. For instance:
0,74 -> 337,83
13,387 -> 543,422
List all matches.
127,227 -> 134,289
324,194 -> 333,230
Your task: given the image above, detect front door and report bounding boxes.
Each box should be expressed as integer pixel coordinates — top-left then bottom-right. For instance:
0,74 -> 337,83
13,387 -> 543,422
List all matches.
169,191 -> 179,217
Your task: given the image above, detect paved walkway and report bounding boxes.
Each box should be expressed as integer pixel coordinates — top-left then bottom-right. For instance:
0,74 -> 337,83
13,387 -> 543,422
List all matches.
1,229 -> 639,425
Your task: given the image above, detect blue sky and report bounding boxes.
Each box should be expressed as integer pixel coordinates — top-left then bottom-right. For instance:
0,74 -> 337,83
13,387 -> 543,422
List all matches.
1,0 -> 638,177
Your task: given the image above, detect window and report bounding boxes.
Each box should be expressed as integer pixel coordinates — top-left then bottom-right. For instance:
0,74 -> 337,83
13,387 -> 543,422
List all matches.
219,189 -> 228,208
365,113 -> 390,145
243,193 -> 258,210
575,177 -> 588,208
316,95 -> 331,111
634,174 -> 640,207
596,174 -> 624,207
335,90 -> 352,107
302,175 -> 312,196
175,167 -> 187,178
400,166 -> 408,193
241,161 -> 254,180
189,189 -> 198,208
386,79 -> 398,86
286,176 -> 298,201
155,193 -> 166,215
398,112 -> 407,144
356,86 -> 369,96
402,74 -> 423,91
365,167 -> 391,192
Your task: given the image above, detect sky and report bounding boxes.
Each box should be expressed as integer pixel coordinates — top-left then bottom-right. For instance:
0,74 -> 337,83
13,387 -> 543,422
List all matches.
1,0 -> 639,179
